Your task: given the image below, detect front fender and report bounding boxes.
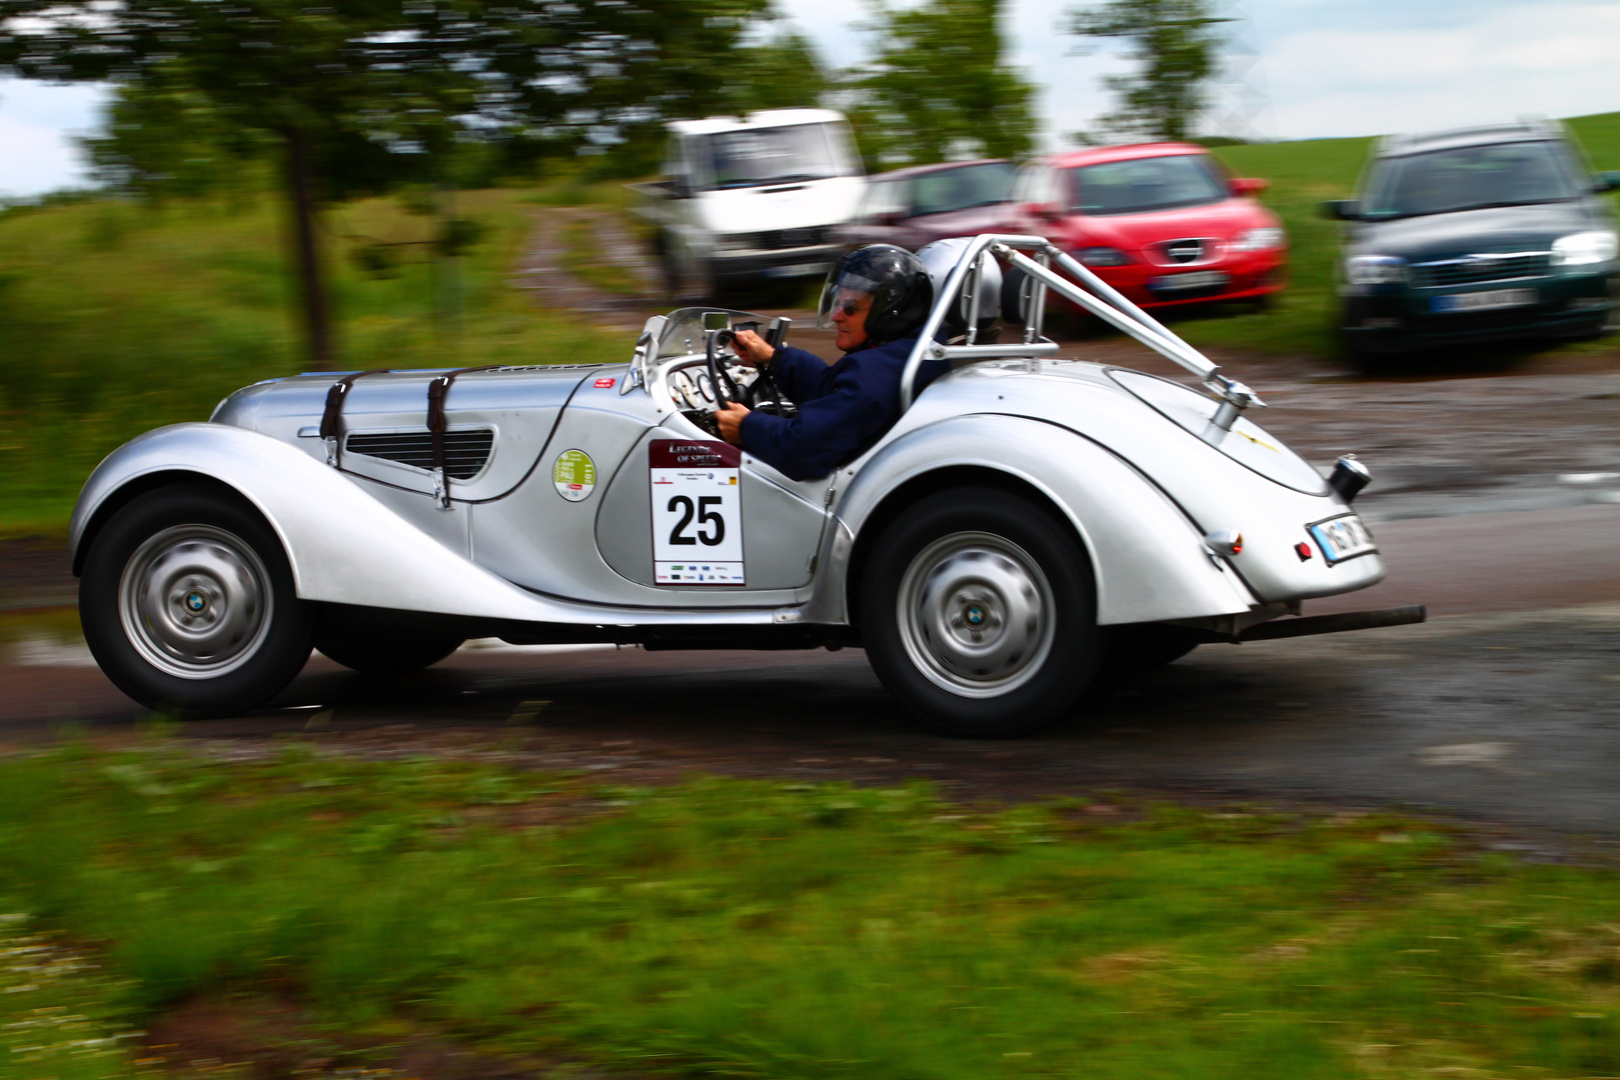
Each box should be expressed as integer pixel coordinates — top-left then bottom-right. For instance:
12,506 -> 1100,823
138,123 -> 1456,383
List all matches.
816,414 -> 1258,626
69,424 -> 775,627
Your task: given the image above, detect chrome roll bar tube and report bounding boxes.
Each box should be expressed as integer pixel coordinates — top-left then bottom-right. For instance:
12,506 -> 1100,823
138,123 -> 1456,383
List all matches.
898,234 -> 1264,431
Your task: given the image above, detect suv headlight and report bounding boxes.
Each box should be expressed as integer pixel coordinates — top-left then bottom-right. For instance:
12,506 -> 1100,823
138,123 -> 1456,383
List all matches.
1346,255 -> 1407,285
1551,230 -> 1618,268
1233,227 -> 1284,252
1076,246 -> 1130,267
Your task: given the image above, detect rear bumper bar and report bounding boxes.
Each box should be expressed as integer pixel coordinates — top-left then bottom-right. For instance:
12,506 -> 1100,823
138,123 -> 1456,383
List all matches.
1185,604 -> 1427,644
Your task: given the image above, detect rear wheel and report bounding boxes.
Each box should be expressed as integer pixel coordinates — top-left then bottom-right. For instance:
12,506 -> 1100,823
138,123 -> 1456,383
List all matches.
860,488 -> 1099,737
316,631 -> 464,674
1102,624 -> 1201,672
80,484 -> 314,718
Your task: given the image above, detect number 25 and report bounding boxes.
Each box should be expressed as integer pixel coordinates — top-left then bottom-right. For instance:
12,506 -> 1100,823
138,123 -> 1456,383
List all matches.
668,495 -> 726,547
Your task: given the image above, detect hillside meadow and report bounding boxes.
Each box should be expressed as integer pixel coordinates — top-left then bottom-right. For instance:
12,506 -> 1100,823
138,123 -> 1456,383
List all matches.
1,112 -> 1616,536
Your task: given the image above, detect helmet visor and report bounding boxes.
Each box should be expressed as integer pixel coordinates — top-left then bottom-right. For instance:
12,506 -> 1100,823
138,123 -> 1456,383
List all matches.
816,271 -> 885,330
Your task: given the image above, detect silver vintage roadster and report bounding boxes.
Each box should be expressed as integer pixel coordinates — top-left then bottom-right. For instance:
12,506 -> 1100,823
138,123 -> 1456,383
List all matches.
70,235 -> 1420,736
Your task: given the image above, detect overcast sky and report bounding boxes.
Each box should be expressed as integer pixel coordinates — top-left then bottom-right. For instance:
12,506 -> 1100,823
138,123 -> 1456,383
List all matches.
3,0 -> 1618,197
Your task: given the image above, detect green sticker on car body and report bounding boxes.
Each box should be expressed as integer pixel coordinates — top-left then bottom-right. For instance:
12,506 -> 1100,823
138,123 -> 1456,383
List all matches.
553,449 -> 596,502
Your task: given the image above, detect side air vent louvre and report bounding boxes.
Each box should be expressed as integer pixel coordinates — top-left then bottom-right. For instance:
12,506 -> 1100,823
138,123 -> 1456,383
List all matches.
345,429 -> 494,479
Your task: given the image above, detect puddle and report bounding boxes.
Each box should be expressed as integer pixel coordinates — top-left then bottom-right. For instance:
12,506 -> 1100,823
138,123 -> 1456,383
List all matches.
7,634 -> 98,668
1415,741 -> 1512,767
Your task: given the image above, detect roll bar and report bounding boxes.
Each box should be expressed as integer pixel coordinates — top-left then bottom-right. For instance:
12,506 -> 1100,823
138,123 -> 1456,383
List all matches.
899,234 -> 1264,431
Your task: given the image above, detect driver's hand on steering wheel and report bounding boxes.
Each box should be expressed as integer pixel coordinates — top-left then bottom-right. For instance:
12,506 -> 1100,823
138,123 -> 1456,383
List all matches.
715,401 -> 750,445
728,329 -> 774,367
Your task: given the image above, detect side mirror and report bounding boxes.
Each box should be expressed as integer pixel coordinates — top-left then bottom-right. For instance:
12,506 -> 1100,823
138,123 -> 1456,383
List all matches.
1320,199 -> 1361,221
1230,177 -> 1269,197
873,210 -> 904,226
667,178 -> 692,199
1592,171 -> 1620,194
1025,201 -> 1063,221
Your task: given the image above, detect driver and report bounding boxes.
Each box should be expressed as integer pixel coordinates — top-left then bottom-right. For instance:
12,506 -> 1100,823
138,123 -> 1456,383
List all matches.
715,244 -> 940,481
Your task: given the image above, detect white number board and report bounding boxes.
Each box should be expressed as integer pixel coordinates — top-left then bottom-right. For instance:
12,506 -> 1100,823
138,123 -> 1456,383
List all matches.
650,440 -> 745,585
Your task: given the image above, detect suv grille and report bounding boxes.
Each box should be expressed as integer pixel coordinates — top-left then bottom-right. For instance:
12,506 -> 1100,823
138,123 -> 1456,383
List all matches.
346,429 -> 494,479
737,226 -> 828,251
1411,253 -> 1551,288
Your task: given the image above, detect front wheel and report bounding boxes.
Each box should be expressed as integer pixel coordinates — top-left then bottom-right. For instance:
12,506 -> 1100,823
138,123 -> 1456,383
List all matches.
80,483 -> 314,718
859,488 -> 1099,737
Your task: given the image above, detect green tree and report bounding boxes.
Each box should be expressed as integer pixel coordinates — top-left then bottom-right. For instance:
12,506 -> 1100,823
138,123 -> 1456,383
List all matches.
1065,0 -> 1228,143
0,0 -> 773,368
845,0 -> 1037,168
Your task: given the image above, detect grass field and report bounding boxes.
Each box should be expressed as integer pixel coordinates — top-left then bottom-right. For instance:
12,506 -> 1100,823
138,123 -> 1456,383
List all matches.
1,114 -> 1616,537
6,745 -> 1620,1079
0,184 -> 626,536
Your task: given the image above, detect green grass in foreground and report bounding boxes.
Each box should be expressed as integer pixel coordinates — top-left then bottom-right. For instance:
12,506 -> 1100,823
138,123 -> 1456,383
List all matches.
6,747 -> 1620,1079
0,183 -> 626,537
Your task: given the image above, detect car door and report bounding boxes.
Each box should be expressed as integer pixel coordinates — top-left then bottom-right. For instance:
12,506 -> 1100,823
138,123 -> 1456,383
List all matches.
593,429 -> 834,594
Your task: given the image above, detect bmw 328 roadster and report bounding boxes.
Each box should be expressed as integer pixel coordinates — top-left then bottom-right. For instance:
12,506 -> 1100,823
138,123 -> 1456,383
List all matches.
70,235 -> 1420,736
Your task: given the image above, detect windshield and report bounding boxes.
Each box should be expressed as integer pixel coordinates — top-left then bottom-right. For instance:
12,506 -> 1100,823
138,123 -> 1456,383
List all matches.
910,161 -> 1016,216
694,122 -> 858,191
1066,154 -> 1228,216
655,308 -> 772,358
1363,141 -> 1583,219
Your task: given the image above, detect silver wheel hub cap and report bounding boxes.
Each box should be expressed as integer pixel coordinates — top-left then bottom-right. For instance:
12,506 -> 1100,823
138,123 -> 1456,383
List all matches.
897,531 -> 1055,698
118,525 -> 273,679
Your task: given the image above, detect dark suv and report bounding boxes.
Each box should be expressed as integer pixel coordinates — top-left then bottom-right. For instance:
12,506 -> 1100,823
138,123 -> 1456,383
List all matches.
1324,119 -> 1619,361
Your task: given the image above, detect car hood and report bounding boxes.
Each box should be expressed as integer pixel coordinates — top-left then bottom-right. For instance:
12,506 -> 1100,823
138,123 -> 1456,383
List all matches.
1348,200 -> 1605,260
696,176 -> 865,236
1060,198 -> 1277,252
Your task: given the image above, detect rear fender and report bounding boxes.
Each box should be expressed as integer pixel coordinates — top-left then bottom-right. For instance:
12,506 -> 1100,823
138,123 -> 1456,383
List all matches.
816,414 -> 1258,626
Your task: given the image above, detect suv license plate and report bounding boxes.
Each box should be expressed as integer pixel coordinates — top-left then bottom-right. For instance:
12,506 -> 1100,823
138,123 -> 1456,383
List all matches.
765,262 -> 824,278
1308,514 -> 1377,564
1432,288 -> 1536,313
1150,270 -> 1229,292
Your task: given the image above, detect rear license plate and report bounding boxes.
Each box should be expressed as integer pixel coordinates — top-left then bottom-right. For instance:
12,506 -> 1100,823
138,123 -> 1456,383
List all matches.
1150,270 -> 1229,292
1432,288 -> 1536,313
765,262 -> 824,278
1307,514 -> 1377,564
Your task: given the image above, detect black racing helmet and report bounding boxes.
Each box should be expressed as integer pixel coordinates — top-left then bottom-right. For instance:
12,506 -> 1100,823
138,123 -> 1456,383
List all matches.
816,244 -> 934,348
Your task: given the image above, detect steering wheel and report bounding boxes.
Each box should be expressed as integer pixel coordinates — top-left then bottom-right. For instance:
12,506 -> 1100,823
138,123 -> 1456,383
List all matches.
704,327 -> 796,418
705,329 -> 747,411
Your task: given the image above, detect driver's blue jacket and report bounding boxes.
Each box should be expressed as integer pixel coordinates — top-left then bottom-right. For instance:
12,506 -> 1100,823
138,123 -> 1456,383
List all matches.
737,337 -> 946,482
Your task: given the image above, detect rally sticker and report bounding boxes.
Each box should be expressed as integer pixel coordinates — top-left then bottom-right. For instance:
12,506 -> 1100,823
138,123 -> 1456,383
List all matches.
650,440 -> 744,585
552,449 -> 596,502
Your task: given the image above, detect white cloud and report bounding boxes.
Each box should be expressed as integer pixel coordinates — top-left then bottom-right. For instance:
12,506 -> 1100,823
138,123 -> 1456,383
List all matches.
0,113 -> 92,197
1263,1 -> 1620,138
0,79 -> 106,197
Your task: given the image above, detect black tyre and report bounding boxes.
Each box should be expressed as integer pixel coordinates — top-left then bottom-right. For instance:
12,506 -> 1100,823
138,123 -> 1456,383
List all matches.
859,488 -> 1100,737
80,483 -> 314,718
316,631 -> 464,674
1101,624 -> 1201,673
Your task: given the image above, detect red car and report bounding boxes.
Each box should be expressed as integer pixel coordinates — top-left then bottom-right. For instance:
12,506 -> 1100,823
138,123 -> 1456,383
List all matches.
1004,143 -> 1286,310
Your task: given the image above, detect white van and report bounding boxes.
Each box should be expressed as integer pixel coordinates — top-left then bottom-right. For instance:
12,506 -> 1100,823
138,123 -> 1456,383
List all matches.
632,108 -> 866,300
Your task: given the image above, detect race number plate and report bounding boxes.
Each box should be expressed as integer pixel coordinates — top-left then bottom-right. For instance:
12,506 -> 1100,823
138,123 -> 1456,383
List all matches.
1432,288 -> 1536,313
650,440 -> 745,585
1307,513 -> 1377,564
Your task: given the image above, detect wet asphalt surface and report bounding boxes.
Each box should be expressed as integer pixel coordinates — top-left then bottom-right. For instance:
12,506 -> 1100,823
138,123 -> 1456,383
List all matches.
4,278 -> 1620,840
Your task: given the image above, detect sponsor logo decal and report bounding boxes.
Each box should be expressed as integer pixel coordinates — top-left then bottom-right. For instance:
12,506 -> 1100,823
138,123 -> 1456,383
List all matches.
552,449 -> 597,502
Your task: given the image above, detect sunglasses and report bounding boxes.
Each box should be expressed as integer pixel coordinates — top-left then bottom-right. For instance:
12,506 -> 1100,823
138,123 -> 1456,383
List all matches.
832,297 -> 872,318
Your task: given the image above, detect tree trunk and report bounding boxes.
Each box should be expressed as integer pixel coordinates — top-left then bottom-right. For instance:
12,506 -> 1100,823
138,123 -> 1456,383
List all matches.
283,126 -> 333,370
